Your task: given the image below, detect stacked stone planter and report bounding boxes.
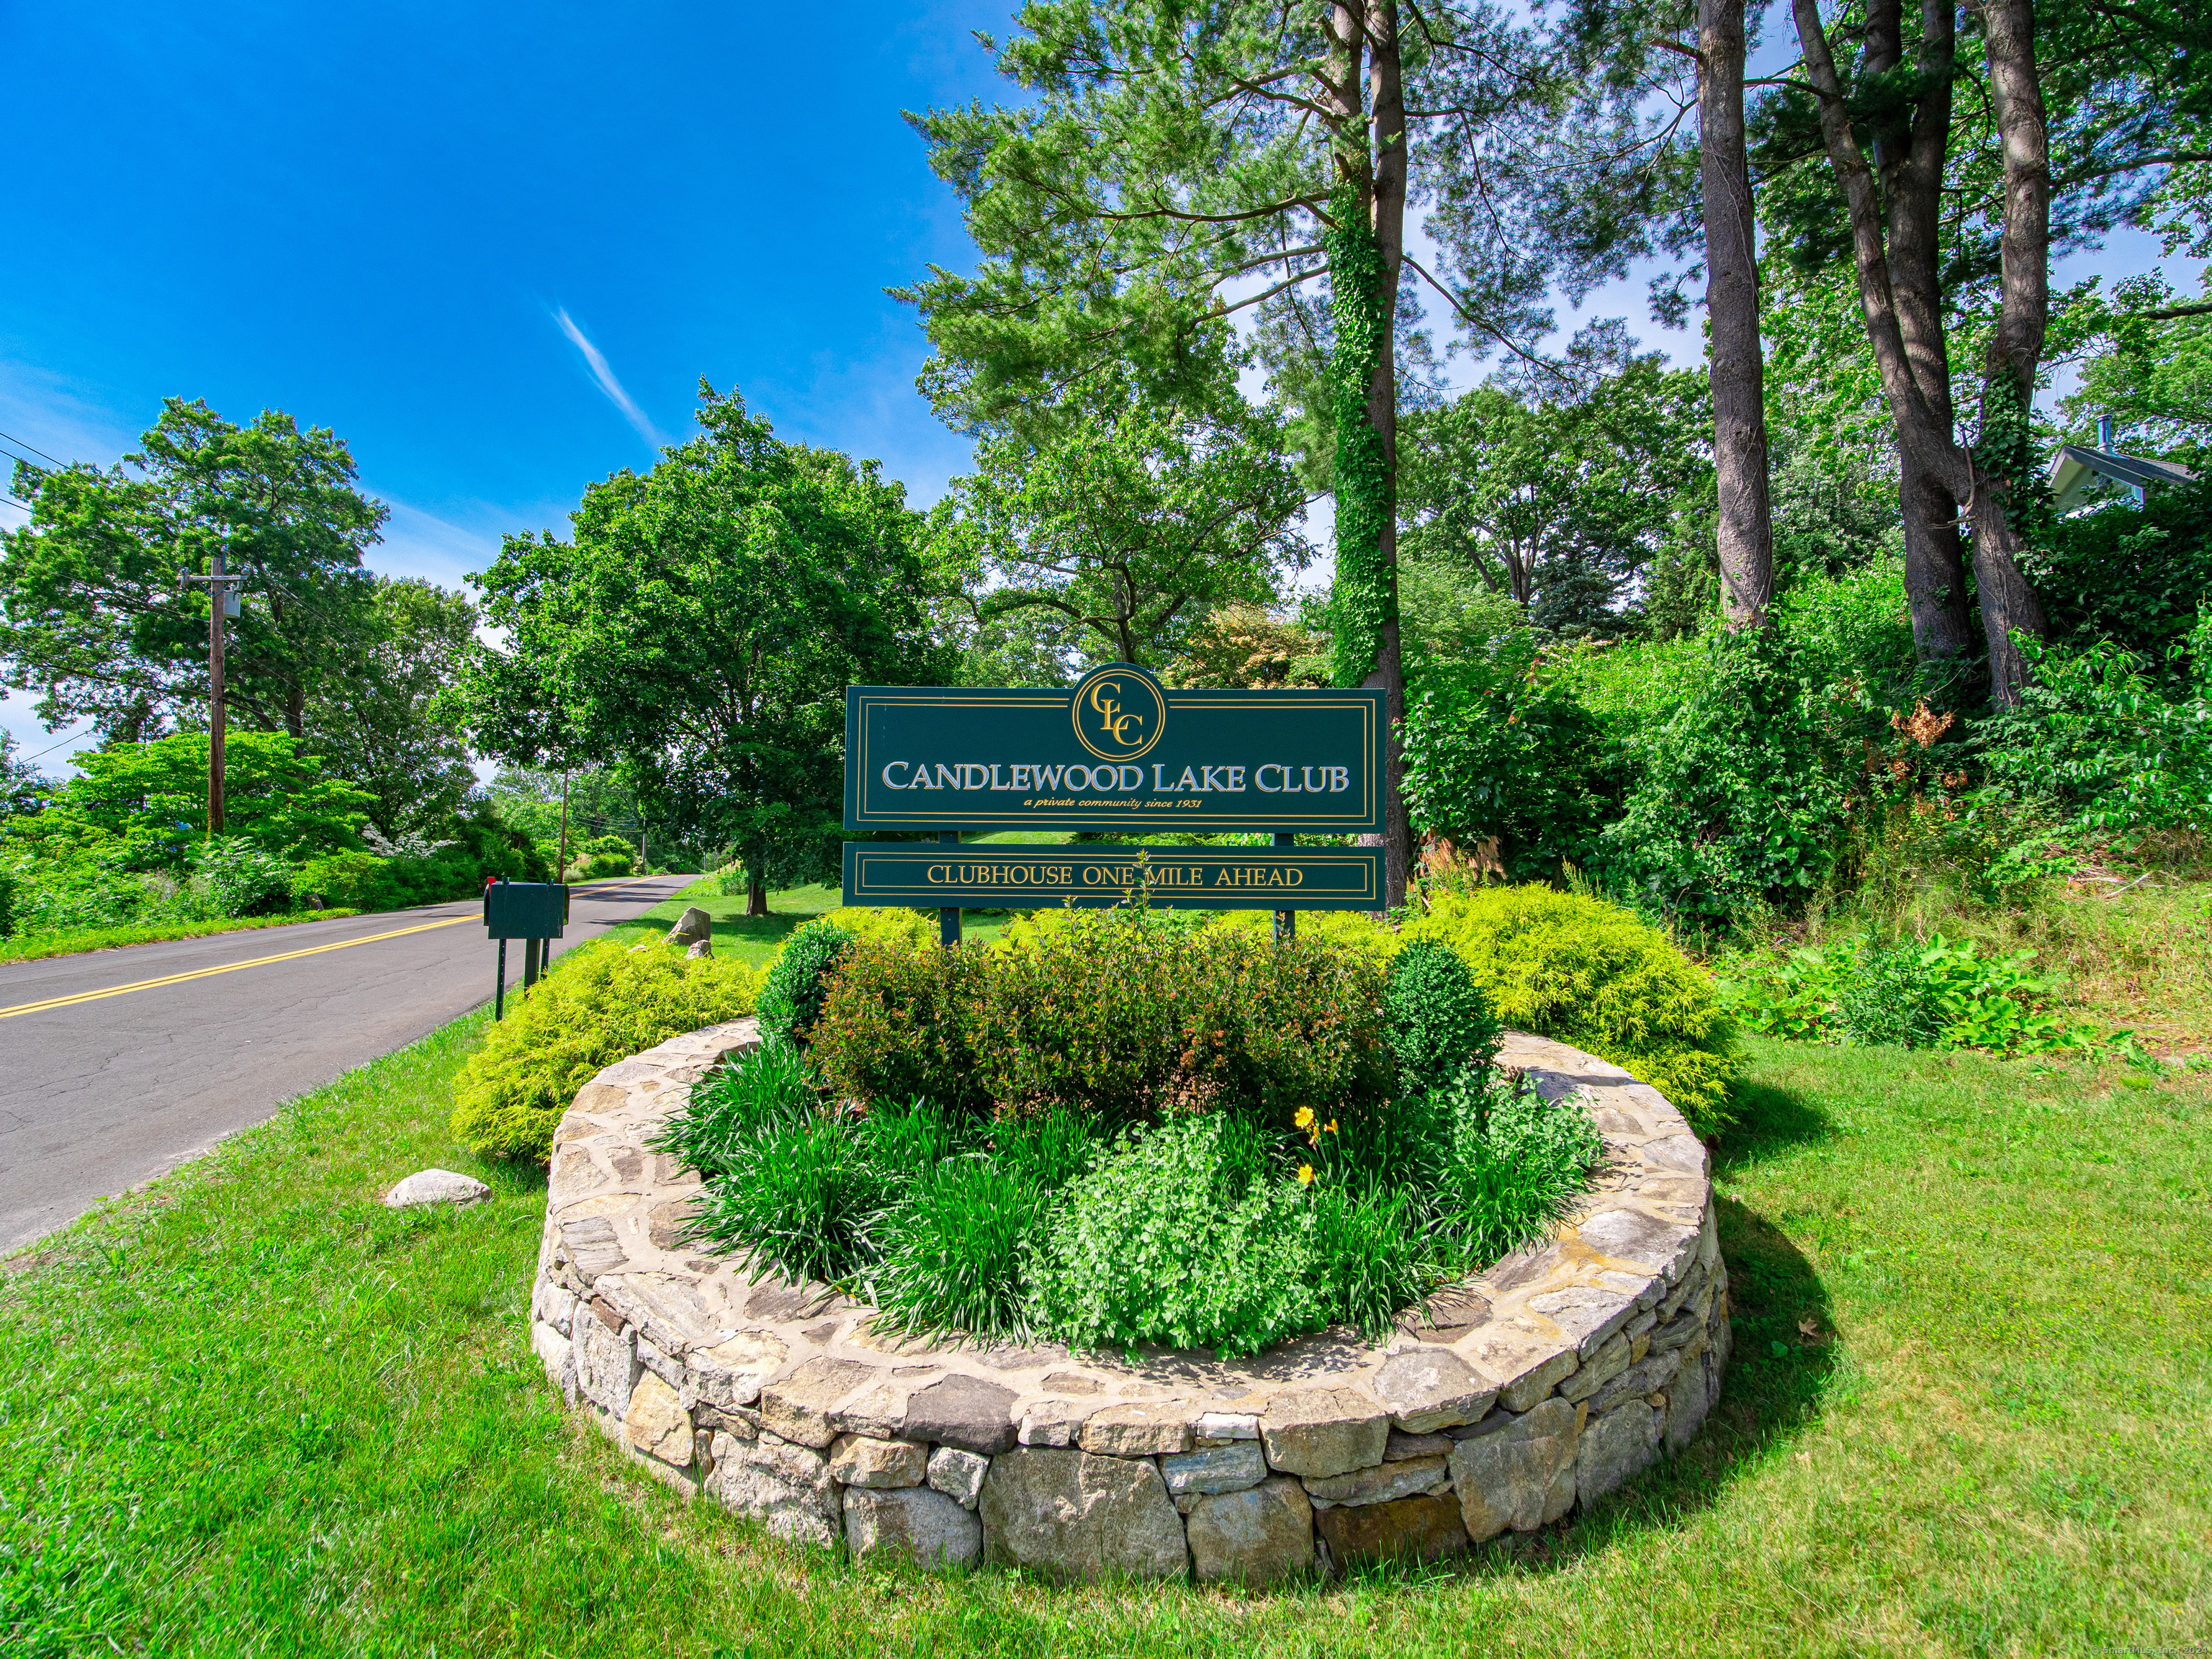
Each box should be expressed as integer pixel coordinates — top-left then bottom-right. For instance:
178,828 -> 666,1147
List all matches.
531,1019 -> 1730,1582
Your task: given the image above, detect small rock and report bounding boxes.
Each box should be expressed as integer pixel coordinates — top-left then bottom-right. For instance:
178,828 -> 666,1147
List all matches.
1314,1493 -> 1468,1569
684,938 -> 713,960
828,1432 -> 927,1489
902,1373 -> 1020,1455
1259,1386 -> 1389,1479
1303,1452 -> 1450,1508
759,1357 -> 876,1449
1557,1330 -> 1632,1403
685,1331 -> 787,1411
1186,1477 -> 1313,1584
926,1445 -> 990,1509
1494,1347 -> 1578,1413
706,1429 -> 842,1547
575,1314 -> 639,1419
1587,1346 -> 1685,1416
1663,1349 -> 1716,1455
1449,1397 -> 1580,1540
1194,1411 -> 1260,1440
382,1169 -> 490,1209
977,1447 -> 1187,1582
1385,1428 -> 1455,1461
1017,1399 -> 1092,1447
664,907 -> 713,946
844,1485 -> 981,1570
1078,1400 -> 1192,1457
1159,1441 -> 1267,1497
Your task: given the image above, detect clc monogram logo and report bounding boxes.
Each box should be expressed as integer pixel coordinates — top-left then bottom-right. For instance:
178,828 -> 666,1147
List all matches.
1071,663 -> 1166,762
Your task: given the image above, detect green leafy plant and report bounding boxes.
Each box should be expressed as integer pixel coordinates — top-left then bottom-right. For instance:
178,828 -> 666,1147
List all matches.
1722,932 -> 2101,1057
1025,1114 -> 1322,1359
755,920 -> 855,1046
449,941 -> 763,1160
807,938 -> 989,1111
1383,938 -> 1503,1094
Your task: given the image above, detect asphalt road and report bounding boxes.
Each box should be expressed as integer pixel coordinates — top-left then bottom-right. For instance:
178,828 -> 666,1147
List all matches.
0,873 -> 695,1254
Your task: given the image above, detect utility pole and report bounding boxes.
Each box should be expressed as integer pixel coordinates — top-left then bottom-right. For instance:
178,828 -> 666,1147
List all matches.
182,552 -> 243,835
557,771 -> 571,881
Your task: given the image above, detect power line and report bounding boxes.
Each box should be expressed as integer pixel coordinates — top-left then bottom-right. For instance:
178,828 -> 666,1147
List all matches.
2,493 -> 34,513
0,429 -> 63,467
13,724 -> 95,765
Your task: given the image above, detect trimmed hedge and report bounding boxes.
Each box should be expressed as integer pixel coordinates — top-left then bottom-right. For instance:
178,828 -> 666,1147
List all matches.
1401,885 -> 1735,1136
449,940 -> 763,1160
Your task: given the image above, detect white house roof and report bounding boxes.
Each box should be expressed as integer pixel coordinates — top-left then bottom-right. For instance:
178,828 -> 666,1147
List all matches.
2047,444 -> 2197,513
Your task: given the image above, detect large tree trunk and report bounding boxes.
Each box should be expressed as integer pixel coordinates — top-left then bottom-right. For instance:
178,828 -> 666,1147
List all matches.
1899,449 -> 1977,664
1364,0 -> 1412,906
1872,0 -> 1977,667
1967,0 -> 2051,707
1698,0 -> 1774,631
1792,0 -> 2047,708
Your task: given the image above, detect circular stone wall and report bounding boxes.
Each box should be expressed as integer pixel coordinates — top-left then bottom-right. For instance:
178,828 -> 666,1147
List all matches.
529,1020 -> 1730,1582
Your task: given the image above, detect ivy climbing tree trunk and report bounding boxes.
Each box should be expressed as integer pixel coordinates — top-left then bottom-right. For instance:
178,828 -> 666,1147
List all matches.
1324,0 -> 1413,909
1698,0 -> 1775,631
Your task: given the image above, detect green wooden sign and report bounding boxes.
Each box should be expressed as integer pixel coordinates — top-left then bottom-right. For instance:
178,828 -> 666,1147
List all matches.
844,663 -> 1383,834
842,843 -> 1385,910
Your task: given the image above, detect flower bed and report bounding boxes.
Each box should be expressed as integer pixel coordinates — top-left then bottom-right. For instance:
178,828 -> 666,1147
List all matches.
529,1018 -> 1730,1581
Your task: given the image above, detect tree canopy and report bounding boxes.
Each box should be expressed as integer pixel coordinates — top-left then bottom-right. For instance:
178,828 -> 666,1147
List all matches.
459,385 -> 949,913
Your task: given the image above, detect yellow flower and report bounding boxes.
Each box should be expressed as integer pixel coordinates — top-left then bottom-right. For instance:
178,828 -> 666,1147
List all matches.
1323,1119 -> 1339,1134
1293,1107 -> 1315,1130
1297,1163 -> 1316,1186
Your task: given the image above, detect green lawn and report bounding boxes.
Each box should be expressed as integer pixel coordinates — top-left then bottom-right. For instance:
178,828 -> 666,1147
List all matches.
608,876 -> 1020,961
2,1028 -> 2206,1655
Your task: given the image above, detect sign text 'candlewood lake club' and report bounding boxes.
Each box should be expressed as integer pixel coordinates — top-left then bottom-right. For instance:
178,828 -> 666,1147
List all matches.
840,664 -> 1385,912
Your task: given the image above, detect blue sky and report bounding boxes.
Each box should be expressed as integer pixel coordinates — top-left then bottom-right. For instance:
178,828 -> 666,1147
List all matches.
0,2 -> 2180,773
1,1 -> 1010,767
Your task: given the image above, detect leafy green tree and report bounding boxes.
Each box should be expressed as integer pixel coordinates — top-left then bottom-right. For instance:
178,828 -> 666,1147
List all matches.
1,398 -> 386,741
1397,354 -> 1711,634
303,577 -> 478,840
898,0 -> 1575,905
460,386 -> 949,914
927,382 -> 1310,670
2062,271 -> 2212,458
10,731 -> 371,869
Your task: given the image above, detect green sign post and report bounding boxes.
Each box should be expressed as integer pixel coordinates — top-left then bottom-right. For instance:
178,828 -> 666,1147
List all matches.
841,663 -> 1385,941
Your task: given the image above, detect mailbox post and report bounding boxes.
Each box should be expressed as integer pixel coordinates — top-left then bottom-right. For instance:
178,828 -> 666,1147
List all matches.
483,878 -> 570,1020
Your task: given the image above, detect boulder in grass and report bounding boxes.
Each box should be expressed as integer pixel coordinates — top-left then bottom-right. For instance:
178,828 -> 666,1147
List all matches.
685,938 -> 714,960
382,1169 -> 490,1208
663,907 -> 713,948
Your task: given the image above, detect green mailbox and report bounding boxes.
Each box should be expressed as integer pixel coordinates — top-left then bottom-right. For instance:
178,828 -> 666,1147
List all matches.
483,881 -> 569,940
482,880 -> 570,1019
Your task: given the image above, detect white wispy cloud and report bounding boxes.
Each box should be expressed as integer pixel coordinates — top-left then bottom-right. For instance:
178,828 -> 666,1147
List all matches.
554,308 -> 667,448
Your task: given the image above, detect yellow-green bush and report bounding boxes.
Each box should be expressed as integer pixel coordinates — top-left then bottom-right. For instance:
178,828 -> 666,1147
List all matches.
809,906 -> 937,952
449,940 -> 764,1161
1402,885 -> 1735,1136
1208,907 -> 1403,972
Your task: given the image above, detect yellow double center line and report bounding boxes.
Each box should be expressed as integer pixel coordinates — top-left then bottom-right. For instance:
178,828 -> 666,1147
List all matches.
0,916 -> 472,1021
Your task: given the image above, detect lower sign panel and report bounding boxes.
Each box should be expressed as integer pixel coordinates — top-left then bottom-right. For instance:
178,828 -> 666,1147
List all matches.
842,843 -> 1385,910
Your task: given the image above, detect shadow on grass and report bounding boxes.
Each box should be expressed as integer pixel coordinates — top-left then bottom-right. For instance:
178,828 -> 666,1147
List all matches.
1712,1069 -> 1834,1179
1332,1180 -> 1845,1590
